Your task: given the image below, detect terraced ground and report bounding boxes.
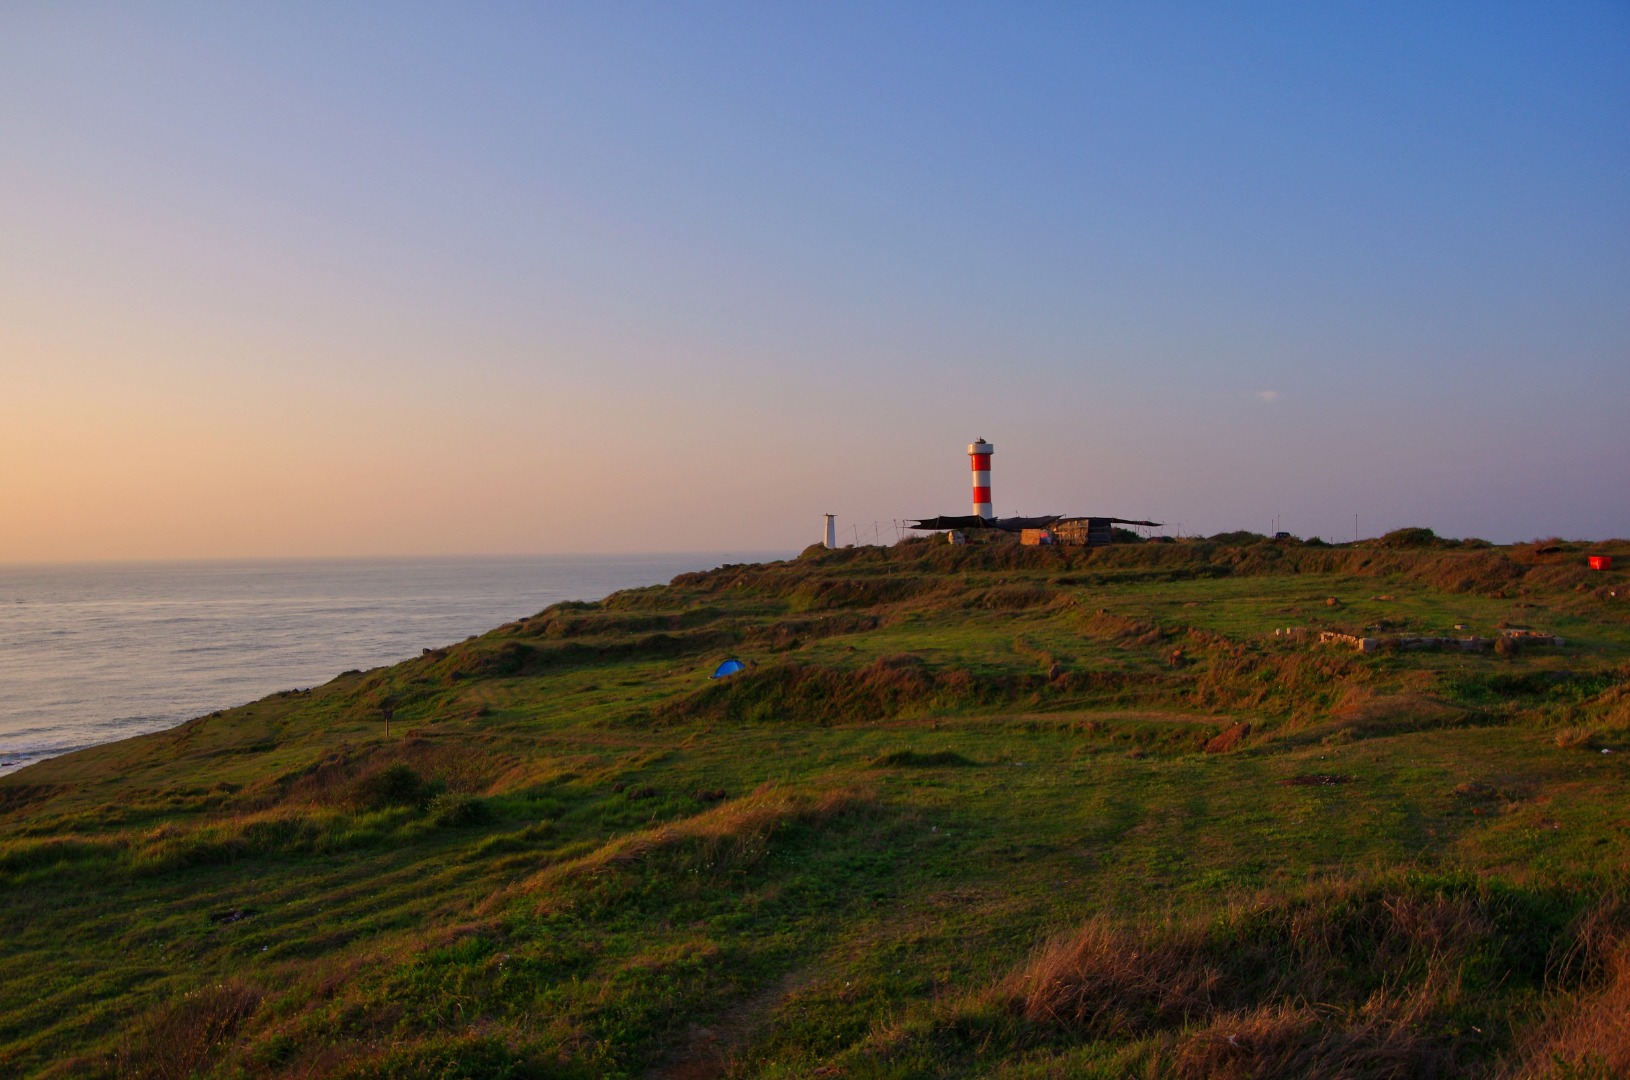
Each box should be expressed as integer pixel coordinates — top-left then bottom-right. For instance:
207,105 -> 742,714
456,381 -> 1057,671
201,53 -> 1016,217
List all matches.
1,531 -> 1627,1078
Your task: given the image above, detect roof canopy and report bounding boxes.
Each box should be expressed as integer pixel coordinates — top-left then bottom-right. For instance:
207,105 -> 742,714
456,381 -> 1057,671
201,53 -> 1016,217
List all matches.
906,515 -> 1163,533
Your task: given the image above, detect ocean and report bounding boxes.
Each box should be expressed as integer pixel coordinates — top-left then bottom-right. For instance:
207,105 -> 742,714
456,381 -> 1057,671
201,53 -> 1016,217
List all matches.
0,553 -> 786,775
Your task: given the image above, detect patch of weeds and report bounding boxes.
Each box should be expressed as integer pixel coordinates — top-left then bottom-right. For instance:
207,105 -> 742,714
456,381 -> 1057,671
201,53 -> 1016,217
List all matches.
1450,781 -> 1529,817
0,836 -> 124,881
113,980 -> 262,1079
869,749 -> 978,768
335,1033 -> 567,1079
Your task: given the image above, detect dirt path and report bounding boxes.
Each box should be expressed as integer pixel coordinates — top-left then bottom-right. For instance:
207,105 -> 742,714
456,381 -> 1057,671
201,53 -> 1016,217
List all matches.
650,967 -> 820,1080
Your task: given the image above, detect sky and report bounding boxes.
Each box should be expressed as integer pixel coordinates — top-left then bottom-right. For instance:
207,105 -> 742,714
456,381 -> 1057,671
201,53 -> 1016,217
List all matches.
1,2 -> 1626,560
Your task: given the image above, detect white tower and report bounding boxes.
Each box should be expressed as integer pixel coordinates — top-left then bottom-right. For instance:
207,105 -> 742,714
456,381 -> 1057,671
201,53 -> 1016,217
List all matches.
969,439 -> 993,519
824,514 -> 837,549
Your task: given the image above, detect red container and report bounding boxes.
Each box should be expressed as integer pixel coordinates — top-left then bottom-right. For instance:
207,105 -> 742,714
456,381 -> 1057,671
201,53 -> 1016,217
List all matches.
1588,555 -> 1612,571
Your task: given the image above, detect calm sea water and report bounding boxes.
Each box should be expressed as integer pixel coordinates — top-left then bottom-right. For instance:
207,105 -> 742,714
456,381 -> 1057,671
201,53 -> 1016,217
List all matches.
0,553 -> 785,775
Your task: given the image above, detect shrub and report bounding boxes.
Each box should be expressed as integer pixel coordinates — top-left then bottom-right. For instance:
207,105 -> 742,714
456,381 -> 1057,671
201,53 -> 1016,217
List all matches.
430,793 -> 495,828
1378,527 -> 1440,549
352,764 -> 438,811
1209,531 -> 1268,546
1554,727 -> 1597,750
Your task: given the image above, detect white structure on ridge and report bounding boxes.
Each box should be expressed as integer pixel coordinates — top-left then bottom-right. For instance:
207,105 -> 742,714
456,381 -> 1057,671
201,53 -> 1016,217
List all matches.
824,514 -> 837,549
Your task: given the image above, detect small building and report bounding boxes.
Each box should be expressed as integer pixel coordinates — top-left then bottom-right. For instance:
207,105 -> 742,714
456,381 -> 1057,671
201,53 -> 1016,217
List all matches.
1050,518 -> 1117,546
908,514 -> 1158,547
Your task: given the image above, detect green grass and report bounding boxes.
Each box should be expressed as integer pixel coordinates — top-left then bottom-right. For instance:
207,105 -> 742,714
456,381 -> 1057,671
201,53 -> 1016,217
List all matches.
2,535 -> 1628,1077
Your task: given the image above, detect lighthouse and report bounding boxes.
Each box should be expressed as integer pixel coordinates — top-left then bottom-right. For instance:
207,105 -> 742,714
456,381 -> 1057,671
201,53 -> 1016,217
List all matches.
969,439 -> 993,520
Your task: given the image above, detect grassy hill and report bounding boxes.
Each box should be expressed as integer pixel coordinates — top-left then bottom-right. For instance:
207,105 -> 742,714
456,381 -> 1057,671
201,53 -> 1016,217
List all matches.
2,532 -> 1627,1078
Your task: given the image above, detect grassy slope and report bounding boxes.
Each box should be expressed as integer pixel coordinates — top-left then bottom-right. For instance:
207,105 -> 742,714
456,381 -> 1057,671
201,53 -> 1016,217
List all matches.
1,535 -> 1627,1079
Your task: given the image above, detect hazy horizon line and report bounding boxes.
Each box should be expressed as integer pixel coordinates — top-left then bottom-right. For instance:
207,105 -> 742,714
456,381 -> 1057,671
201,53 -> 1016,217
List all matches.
0,549 -> 802,572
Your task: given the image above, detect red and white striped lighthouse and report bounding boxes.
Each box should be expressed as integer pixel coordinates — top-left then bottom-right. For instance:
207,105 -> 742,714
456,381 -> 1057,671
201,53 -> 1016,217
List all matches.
969,438 -> 993,520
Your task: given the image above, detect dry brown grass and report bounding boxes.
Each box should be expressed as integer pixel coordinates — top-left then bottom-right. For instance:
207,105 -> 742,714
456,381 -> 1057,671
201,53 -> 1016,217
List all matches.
1203,722 -> 1251,754
999,918 -> 1218,1036
114,980 -> 261,1080
969,878 -> 1541,1075
981,884 -> 1630,1076
1080,610 -> 1169,645
1553,727 -> 1598,750
1326,692 -> 1470,740
1587,681 -> 1630,730
1173,991 -> 1452,1080
1511,900 -> 1630,1079
1190,648 -> 1365,722
1409,549 -> 1527,596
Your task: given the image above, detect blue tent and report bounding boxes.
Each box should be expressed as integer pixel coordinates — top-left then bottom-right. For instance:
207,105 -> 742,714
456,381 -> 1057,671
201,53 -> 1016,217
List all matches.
710,659 -> 746,679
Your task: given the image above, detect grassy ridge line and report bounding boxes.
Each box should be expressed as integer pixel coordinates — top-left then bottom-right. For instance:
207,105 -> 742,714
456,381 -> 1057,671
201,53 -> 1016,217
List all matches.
0,534 -> 1626,1077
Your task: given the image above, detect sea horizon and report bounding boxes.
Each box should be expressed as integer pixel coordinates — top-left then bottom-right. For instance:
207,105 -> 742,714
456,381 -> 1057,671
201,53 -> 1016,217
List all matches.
0,549 -> 801,570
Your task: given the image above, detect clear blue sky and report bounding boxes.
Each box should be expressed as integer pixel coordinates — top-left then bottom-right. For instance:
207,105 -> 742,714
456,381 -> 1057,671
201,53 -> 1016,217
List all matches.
2,2 -> 1625,558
